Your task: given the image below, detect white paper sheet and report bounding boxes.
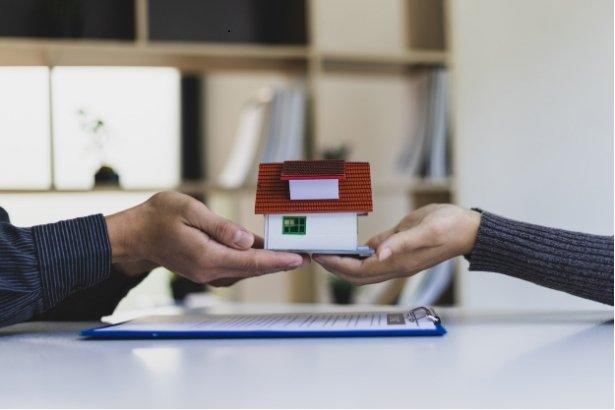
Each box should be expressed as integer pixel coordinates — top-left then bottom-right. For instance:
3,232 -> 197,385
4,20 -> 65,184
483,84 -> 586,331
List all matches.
94,311 -> 437,334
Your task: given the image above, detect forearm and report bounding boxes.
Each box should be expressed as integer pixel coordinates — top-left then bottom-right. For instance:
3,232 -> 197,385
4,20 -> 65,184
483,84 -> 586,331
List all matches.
105,205 -> 159,276
0,215 -> 112,327
468,211 -> 614,305
31,266 -> 147,322
0,223 -> 44,326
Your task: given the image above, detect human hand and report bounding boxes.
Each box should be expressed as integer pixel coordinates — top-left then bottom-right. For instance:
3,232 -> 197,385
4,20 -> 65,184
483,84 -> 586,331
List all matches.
105,191 -> 309,286
313,204 -> 481,285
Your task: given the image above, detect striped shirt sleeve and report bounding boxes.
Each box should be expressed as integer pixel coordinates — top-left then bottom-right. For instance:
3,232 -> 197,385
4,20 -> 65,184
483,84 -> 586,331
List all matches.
468,211 -> 614,305
0,213 -> 112,327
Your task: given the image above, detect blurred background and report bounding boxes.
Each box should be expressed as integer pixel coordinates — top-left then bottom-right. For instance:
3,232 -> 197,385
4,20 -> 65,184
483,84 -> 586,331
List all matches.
0,0 -> 612,313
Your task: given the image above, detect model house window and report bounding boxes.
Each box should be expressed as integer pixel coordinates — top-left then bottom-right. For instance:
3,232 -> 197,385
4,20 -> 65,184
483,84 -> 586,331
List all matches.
282,216 -> 306,235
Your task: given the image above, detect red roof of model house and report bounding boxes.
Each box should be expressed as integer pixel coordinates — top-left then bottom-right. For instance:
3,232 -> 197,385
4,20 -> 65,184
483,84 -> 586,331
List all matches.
280,159 -> 346,180
255,160 -> 373,214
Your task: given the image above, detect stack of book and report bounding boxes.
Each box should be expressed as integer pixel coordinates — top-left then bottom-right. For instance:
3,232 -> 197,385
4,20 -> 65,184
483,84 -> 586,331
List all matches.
397,259 -> 455,307
396,67 -> 450,180
217,86 -> 306,188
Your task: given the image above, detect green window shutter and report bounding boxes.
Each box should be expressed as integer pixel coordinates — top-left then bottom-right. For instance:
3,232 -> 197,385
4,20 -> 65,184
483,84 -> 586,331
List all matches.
282,216 -> 306,235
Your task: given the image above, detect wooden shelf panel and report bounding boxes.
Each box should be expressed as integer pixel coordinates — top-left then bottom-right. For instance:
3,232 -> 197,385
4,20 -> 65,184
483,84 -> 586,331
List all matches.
0,39 -> 447,72
318,50 -> 448,66
0,188 -> 161,194
0,179 -> 452,196
0,39 -> 310,71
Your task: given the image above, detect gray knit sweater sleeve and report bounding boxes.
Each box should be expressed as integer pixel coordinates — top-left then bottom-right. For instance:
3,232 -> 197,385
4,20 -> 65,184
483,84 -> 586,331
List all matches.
467,211 -> 614,305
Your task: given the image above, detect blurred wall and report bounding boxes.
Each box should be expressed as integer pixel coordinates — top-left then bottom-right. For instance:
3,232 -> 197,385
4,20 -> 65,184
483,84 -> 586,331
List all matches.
450,0 -> 613,309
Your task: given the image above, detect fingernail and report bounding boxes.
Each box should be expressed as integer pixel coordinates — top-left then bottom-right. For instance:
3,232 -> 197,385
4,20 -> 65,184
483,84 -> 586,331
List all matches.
233,230 -> 253,248
290,258 -> 304,268
378,247 -> 392,262
284,256 -> 305,270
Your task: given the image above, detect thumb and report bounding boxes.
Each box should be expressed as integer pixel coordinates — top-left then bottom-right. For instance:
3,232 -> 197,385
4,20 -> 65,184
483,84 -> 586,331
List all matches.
187,203 -> 255,250
375,225 -> 428,262
365,227 -> 396,250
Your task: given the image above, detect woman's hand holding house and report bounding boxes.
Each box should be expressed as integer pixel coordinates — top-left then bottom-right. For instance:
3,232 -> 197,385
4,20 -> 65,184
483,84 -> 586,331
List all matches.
313,204 -> 481,285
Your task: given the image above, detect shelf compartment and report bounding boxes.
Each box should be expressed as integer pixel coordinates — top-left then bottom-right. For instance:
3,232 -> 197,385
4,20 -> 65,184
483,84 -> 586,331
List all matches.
148,0 -> 307,46
0,0 -> 135,41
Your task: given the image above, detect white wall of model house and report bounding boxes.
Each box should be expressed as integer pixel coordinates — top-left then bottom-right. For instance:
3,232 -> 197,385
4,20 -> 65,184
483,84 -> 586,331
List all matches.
265,213 -> 358,251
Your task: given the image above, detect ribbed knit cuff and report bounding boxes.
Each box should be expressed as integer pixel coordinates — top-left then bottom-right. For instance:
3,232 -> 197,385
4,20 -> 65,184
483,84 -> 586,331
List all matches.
32,214 -> 112,310
468,211 -> 614,305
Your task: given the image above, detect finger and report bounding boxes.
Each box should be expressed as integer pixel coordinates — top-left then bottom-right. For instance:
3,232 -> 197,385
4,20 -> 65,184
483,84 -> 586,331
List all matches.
312,254 -> 378,277
375,224 -> 431,262
365,211 -> 429,251
312,254 -> 399,285
204,251 -> 304,286
250,237 -> 311,267
205,244 -> 307,278
186,203 -> 255,250
207,254 -> 311,287
208,277 -> 242,287
365,227 -> 397,249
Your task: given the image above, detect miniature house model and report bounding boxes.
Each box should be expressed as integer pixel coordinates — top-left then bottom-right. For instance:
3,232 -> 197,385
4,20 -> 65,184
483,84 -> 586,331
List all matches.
255,160 -> 374,256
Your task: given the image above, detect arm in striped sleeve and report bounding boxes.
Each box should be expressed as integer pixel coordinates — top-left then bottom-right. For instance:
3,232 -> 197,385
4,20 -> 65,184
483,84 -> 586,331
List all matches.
0,214 -> 112,327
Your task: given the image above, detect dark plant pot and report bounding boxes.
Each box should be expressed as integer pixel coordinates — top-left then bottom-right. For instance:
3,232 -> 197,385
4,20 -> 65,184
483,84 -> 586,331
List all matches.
330,281 -> 355,304
94,165 -> 120,187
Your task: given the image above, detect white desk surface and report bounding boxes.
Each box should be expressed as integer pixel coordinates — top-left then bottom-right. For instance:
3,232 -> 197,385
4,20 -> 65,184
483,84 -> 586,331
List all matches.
0,305 -> 612,408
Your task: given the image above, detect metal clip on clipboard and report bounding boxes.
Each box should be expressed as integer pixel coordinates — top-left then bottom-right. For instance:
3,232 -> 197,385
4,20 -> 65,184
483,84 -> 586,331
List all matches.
408,306 -> 441,324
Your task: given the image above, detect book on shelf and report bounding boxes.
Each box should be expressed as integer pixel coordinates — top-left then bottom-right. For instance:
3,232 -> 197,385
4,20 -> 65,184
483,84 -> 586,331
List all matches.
425,68 -> 449,180
217,88 -> 273,189
260,87 -> 305,165
396,67 -> 450,181
217,86 -> 306,189
397,258 -> 455,307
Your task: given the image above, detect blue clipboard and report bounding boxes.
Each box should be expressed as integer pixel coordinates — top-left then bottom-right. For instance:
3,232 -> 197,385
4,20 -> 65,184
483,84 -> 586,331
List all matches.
81,307 -> 446,339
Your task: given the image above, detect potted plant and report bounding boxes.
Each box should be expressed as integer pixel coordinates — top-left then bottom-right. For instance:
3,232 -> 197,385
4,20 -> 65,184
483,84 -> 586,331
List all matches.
78,109 -> 120,187
329,276 -> 356,304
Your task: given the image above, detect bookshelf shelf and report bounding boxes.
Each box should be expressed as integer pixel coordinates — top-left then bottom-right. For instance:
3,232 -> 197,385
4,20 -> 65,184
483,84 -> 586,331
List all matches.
0,38 -> 310,57
0,185 -> 254,197
0,39 -> 311,71
176,182 -> 258,196
0,179 -> 453,197
0,39 -> 449,71
317,50 -> 448,68
0,188 -> 160,194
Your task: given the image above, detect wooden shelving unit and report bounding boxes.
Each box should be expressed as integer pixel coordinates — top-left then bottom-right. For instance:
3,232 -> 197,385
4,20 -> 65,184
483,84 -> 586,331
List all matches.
0,0 -> 453,304
0,2 -> 453,195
